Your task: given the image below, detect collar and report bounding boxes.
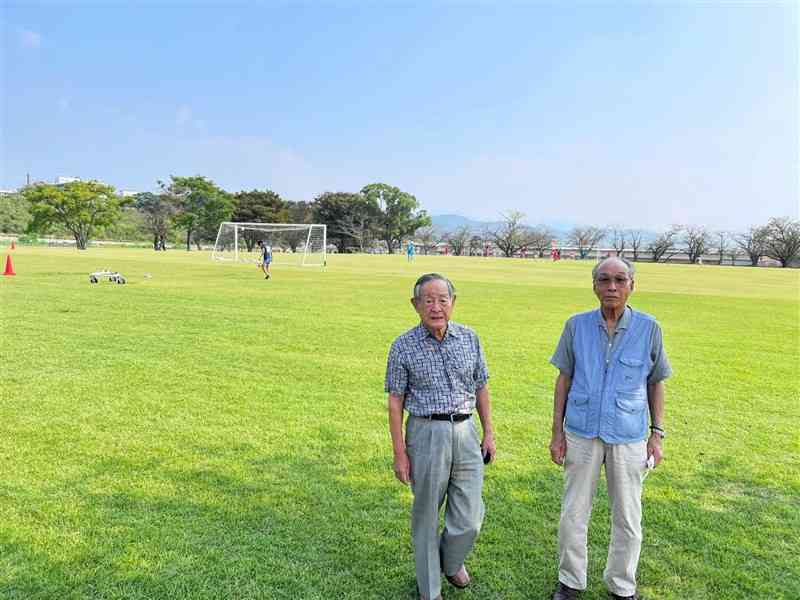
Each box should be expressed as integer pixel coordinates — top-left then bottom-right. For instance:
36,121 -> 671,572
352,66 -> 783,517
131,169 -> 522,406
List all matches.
595,305 -> 633,333
415,321 -> 461,341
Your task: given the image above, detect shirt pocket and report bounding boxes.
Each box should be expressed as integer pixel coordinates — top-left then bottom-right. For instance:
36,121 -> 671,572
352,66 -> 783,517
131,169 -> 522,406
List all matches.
447,348 -> 473,382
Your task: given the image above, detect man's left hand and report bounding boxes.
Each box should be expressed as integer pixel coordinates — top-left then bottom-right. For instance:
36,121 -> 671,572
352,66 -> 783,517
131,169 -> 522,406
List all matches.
647,433 -> 663,468
481,433 -> 496,464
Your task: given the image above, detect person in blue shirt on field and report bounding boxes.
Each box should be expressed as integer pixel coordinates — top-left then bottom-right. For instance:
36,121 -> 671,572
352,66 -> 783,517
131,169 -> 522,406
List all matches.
407,240 -> 415,262
257,240 -> 272,279
547,257 -> 672,600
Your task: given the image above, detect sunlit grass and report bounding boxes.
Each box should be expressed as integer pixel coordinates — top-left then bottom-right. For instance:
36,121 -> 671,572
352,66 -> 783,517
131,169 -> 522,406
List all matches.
1,247 -> 798,599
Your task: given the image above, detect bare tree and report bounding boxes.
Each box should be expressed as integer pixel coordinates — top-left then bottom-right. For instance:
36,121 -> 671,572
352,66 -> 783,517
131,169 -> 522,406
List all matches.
714,230 -> 731,265
764,217 -> 800,267
609,227 -> 627,257
489,211 -> 531,258
338,211 -> 377,253
648,226 -> 682,263
683,225 -> 711,264
626,229 -> 644,261
468,234 -> 484,256
415,225 -> 444,255
447,225 -> 472,256
735,225 -> 770,266
567,226 -> 606,259
528,225 -> 555,257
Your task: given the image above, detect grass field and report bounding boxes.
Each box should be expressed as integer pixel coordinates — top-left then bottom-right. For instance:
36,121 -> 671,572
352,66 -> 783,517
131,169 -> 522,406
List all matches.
1,247 -> 798,600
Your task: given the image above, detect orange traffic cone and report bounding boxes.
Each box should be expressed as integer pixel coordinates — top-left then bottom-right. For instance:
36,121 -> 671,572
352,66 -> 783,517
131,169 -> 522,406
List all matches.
10,240 -> 16,250
3,255 -> 15,276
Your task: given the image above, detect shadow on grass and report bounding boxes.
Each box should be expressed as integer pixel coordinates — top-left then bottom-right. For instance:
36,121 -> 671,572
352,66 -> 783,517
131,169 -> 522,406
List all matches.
1,443 -> 797,600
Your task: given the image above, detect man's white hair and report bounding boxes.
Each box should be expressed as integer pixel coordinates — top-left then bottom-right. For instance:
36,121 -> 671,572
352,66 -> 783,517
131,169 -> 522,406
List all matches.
592,257 -> 635,281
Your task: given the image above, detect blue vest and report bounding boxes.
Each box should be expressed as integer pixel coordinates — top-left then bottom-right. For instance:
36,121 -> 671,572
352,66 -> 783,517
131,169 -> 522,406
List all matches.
565,308 -> 655,444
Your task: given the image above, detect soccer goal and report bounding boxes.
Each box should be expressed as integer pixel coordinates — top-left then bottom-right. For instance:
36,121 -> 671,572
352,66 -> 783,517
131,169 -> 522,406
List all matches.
211,222 -> 327,267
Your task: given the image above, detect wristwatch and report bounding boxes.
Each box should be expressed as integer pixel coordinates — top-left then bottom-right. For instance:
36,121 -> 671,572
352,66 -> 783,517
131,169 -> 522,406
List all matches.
649,425 -> 666,439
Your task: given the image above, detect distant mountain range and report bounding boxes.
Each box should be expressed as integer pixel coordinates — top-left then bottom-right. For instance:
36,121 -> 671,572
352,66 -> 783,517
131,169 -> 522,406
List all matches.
431,214 -> 575,236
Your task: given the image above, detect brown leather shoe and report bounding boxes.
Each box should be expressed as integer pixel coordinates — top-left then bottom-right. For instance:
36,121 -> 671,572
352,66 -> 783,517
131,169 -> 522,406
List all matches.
552,581 -> 581,600
445,565 -> 470,588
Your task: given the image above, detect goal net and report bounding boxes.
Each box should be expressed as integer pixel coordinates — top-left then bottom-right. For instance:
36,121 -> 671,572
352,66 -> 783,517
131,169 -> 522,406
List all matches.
212,222 -> 327,267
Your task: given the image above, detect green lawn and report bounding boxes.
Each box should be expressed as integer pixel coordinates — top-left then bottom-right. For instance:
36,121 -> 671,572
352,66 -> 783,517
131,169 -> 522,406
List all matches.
1,247 -> 798,599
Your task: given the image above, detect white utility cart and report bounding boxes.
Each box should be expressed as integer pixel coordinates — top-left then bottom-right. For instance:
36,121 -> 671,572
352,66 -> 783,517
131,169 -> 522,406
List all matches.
89,270 -> 126,284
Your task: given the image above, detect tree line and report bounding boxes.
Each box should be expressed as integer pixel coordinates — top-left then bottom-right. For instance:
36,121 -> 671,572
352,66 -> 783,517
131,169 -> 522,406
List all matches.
408,211 -> 800,268
2,177 -> 430,254
2,178 -> 797,266
619,220 -> 800,268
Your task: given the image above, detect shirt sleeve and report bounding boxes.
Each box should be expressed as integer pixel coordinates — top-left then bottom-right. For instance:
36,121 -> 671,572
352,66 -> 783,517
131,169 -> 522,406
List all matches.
473,334 -> 489,389
550,318 -> 575,376
384,340 -> 408,395
647,321 -> 673,384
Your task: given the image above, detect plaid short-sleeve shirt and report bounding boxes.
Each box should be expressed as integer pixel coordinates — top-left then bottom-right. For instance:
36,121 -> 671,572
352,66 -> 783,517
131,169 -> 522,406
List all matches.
384,321 -> 489,416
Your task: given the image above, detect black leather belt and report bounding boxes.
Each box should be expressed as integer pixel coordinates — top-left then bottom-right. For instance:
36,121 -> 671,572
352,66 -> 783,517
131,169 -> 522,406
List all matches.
426,413 -> 471,422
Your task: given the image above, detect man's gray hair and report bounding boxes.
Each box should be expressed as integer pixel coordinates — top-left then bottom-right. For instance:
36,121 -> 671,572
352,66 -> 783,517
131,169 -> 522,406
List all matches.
592,257 -> 636,281
413,273 -> 456,300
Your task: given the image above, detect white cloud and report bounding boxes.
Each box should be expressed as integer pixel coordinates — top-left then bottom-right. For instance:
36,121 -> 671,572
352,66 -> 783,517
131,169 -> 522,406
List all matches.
19,28 -> 42,49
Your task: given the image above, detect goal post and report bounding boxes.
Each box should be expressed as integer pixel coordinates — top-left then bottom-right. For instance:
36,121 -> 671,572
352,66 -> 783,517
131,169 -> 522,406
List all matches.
212,222 -> 327,267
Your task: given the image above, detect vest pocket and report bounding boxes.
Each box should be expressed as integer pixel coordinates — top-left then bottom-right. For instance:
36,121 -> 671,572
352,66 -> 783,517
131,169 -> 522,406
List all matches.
615,390 -> 647,439
618,356 -> 646,388
565,391 -> 589,431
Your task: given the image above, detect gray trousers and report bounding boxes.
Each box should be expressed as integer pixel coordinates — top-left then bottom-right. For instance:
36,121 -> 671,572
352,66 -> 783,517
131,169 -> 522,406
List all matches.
406,415 -> 485,599
559,431 -> 647,597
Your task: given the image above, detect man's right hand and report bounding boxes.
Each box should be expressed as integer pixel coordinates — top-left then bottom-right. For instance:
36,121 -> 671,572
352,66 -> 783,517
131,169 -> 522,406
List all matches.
393,450 -> 411,485
549,430 -> 567,466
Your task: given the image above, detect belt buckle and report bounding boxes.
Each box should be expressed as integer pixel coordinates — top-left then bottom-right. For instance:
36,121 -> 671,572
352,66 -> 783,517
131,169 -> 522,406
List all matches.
449,413 -> 458,423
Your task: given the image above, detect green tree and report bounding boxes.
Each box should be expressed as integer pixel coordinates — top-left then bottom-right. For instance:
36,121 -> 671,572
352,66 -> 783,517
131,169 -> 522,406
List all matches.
360,183 -> 430,254
96,206 -> 148,243
135,192 -> 177,250
231,190 -> 288,251
22,180 -> 129,249
313,191 -> 378,253
0,193 -> 32,233
283,200 -> 314,251
162,176 -> 233,251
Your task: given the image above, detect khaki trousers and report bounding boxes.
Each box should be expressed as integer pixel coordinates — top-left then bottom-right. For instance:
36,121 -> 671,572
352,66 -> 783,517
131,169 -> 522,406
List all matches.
406,415 -> 485,599
558,431 -> 647,597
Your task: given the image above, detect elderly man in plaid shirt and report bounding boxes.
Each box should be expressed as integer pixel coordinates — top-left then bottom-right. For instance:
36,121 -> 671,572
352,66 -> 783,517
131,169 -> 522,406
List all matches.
386,273 -> 496,600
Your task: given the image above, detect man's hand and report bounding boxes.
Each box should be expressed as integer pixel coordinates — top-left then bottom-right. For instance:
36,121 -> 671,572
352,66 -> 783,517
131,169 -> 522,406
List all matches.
481,432 -> 497,464
550,430 -> 567,466
393,450 -> 411,485
647,433 -> 663,467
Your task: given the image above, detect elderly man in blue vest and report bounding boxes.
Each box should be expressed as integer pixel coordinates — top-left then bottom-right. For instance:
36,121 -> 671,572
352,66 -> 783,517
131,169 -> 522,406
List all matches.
548,257 -> 672,600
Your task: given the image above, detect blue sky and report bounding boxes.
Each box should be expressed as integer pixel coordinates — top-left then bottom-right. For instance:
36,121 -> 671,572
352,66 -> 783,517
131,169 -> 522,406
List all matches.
2,1 -> 797,230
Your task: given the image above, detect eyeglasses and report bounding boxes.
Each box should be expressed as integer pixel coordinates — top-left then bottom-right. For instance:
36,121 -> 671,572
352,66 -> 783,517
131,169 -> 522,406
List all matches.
422,297 -> 452,307
595,275 -> 631,286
